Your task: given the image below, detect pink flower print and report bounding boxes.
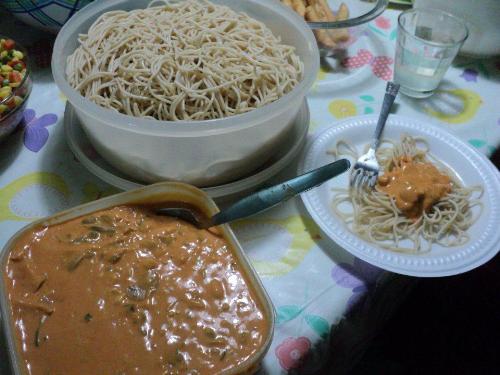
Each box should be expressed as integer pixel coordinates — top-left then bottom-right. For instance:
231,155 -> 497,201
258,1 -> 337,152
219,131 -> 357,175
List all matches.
275,336 -> 311,371
342,49 -> 393,81
375,16 -> 391,30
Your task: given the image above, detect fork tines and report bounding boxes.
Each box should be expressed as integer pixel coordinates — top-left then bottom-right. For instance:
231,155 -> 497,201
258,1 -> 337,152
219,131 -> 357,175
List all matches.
350,165 -> 378,190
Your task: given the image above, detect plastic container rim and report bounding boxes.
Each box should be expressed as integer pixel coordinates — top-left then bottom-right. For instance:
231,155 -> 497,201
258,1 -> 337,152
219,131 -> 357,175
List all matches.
51,0 -> 320,137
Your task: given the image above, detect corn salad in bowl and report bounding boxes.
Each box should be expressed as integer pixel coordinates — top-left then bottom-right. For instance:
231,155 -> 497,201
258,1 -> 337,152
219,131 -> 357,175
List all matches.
0,37 -> 32,142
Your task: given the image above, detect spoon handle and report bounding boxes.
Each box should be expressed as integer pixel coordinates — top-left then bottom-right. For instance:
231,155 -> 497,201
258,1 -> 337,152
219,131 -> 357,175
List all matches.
209,158 -> 350,227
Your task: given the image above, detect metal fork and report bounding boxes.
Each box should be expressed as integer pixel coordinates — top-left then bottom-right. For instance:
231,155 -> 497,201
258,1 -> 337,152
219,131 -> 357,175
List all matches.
350,81 -> 400,189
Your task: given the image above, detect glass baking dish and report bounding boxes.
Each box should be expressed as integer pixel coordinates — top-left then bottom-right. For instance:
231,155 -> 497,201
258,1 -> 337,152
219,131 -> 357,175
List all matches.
0,181 -> 275,375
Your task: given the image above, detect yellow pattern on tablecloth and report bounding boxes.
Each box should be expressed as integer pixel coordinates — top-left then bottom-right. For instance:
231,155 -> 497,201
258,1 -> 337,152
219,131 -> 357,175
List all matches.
0,172 -> 69,221
233,215 -> 320,277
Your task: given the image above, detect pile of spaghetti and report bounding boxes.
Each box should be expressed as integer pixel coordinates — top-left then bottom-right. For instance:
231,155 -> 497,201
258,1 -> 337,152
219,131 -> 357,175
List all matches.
66,0 -> 303,121
330,136 -> 483,253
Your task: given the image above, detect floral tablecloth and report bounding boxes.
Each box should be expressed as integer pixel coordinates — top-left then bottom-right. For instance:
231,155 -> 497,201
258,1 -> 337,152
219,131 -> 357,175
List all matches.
1,7 -> 499,375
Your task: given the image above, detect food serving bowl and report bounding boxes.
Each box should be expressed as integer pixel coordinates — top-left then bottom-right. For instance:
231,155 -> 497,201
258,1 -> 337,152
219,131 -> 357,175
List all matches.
1,0 -> 95,33
281,0 -> 389,56
0,37 -> 32,143
0,181 -> 275,375
52,0 -> 320,187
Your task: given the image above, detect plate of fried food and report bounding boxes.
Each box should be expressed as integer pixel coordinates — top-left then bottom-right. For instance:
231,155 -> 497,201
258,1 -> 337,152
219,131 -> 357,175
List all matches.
280,0 -> 389,52
282,0 -> 350,49
281,0 -> 390,91
299,115 -> 500,277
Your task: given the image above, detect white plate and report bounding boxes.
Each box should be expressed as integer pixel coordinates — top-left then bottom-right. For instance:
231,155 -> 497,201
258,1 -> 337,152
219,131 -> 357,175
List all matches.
299,115 -> 500,277
313,28 -> 390,94
65,101 -> 310,200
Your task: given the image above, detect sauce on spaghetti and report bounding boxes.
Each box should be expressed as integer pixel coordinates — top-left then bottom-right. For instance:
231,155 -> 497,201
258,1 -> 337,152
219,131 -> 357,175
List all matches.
4,205 -> 269,375
377,156 -> 452,219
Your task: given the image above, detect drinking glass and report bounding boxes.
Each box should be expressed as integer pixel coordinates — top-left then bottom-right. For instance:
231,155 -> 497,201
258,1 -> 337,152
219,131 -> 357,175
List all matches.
394,8 -> 468,98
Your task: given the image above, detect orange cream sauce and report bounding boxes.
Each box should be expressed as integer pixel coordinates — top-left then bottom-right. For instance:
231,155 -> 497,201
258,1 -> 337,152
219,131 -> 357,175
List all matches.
377,156 -> 452,219
4,205 -> 269,375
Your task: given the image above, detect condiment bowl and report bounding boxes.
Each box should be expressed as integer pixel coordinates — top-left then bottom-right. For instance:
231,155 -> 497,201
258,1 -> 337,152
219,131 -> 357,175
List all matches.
52,0 -> 320,187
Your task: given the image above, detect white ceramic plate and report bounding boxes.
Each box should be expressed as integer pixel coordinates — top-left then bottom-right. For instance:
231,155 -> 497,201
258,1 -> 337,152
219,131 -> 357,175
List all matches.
299,115 -> 500,277
65,101 -> 310,200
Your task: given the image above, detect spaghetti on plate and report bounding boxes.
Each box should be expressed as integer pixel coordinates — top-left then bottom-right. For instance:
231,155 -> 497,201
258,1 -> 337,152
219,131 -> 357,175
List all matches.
329,135 -> 483,253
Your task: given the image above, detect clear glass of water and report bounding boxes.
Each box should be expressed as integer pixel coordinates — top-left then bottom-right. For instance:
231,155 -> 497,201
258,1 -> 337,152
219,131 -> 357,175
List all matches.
394,8 -> 468,98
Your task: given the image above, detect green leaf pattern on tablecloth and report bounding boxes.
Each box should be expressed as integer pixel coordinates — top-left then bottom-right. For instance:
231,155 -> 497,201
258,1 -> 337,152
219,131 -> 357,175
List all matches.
304,314 -> 330,339
367,25 -> 386,38
389,28 -> 397,41
276,306 -> 330,339
468,139 -> 496,156
277,305 -> 303,325
359,95 -> 375,102
468,139 -> 487,148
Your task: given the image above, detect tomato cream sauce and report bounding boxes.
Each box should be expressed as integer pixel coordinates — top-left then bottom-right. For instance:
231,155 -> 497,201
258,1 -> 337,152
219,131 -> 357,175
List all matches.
377,156 -> 452,219
4,205 -> 269,375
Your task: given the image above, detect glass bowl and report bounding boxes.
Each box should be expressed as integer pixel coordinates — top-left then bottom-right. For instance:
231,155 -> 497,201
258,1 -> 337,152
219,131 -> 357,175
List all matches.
284,0 -> 389,57
0,37 -> 32,142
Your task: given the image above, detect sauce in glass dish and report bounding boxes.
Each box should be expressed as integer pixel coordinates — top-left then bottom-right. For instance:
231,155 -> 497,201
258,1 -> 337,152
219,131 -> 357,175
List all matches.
4,204 -> 270,375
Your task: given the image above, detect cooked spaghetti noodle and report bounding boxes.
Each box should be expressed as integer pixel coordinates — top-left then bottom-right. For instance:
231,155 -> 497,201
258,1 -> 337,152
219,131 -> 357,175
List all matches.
66,0 -> 303,121
329,136 -> 483,253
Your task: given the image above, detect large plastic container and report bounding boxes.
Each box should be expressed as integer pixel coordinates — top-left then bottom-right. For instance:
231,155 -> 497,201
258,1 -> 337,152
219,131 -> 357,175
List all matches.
0,182 -> 275,375
52,0 -> 319,187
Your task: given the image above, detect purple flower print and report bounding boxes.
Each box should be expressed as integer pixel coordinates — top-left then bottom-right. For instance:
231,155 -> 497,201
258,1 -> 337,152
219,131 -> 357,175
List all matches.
460,68 -> 478,82
22,109 -> 58,152
331,258 -> 383,311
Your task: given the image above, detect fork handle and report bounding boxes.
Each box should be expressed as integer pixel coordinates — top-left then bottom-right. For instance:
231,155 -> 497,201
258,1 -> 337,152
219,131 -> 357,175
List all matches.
372,82 -> 400,149
209,159 -> 350,227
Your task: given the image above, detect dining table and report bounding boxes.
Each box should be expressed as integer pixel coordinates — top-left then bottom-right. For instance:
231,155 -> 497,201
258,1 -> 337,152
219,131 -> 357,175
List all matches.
1,4 -> 499,374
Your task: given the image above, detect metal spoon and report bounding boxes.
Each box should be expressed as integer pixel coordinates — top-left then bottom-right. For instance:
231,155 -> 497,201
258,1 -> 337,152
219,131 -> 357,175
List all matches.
156,158 -> 350,229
